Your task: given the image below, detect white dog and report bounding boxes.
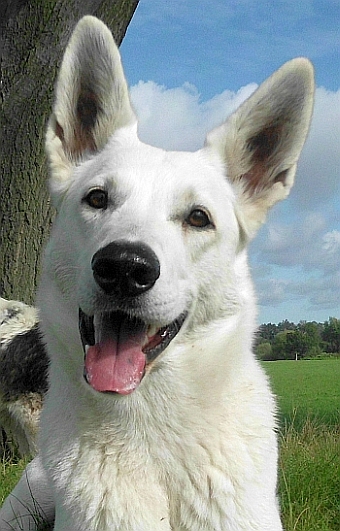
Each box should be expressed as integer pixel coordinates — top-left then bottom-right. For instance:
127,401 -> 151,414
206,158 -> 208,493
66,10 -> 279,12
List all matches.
0,16 -> 314,531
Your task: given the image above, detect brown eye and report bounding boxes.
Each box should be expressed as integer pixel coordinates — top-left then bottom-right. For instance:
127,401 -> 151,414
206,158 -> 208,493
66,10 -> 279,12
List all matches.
186,208 -> 212,229
84,188 -> 108,209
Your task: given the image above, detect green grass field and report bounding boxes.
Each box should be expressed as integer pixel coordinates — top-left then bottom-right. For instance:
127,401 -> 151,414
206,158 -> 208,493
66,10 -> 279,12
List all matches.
264,359 -> 340,531
263,358 -> 340,427
1,359 -> 339,530
279,420 -> 339,531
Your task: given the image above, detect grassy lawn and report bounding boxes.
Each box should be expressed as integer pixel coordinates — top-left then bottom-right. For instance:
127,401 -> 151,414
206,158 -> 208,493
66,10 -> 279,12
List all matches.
1,359 -> 339,530
1,454 -> 28,505
279,420 -> 340,531
264,359 -> 340,530
264,358 -> 340,427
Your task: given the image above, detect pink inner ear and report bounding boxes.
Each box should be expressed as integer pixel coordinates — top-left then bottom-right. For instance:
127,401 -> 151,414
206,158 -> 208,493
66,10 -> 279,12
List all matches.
77,90 -> 99,131
248,124 -> 282,162
242,162 -> 268,193
70,89 -> 98,156
242,166 -> 289,195
242,123 -> 285,193
54,89 -> 99,159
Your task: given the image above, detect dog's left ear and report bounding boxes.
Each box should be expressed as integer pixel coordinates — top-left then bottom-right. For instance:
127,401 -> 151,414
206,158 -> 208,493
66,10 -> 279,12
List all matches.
46,16 -> 136,188
205,58 -> 314,238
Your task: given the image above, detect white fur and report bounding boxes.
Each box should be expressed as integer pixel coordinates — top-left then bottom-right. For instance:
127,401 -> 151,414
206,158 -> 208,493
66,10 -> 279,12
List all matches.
0,298 -> 38,345
0,16 -> 314,531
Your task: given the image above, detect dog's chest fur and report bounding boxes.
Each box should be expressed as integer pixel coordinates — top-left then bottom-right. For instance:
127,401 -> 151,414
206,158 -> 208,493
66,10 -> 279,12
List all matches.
44,359 -> 278,531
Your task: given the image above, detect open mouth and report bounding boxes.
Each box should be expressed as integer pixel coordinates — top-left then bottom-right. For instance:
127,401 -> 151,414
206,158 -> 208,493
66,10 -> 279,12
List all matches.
79,309 -> 186,395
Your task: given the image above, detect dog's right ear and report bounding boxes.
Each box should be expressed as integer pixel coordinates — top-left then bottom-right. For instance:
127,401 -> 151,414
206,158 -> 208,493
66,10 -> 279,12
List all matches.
205,58 -> 314,239
46,16 -> 136,190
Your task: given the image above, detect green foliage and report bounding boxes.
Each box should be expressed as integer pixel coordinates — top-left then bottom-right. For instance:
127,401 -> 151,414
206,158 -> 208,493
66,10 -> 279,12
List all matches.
322,317 -> 340,353
257,317 -> 339,360
272,330 -> 295,360
255,341 -> 272,360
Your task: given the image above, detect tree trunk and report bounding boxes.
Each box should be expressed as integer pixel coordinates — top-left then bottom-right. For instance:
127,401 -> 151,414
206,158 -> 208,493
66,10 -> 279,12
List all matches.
0,0 -> 138,304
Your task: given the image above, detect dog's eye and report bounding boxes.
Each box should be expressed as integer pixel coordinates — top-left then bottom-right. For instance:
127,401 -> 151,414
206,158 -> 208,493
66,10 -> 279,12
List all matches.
84,189 -> 108,209
186,208 -> 212,229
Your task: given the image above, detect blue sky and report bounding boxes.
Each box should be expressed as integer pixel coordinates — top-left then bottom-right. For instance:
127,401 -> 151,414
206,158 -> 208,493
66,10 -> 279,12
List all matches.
120,0 -> 340,324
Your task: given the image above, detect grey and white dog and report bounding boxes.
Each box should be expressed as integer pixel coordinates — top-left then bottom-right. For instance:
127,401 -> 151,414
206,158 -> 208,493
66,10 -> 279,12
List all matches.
0,297 -> 48,456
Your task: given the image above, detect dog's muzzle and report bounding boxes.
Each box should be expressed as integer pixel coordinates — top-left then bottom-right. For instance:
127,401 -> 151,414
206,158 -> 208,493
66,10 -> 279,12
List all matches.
79,241 -> 187,395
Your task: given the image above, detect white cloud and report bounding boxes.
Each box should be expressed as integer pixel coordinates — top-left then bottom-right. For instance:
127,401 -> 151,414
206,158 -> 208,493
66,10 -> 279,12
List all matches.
294,87 -> 340,209
256,278 -> 290,307
257,270 -> 340,313
130,80 -> 256,151
256,213 -> 334,271
322,230 -> 340,255
252,214 -> 340,313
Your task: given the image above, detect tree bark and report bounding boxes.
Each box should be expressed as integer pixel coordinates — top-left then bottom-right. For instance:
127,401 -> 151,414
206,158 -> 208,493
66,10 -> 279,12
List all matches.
0,0 -> 138,303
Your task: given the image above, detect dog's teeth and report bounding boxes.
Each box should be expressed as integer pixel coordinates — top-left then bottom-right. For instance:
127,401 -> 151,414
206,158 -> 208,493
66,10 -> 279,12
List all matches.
142,334 -> 150,347
147,325 -> 158,338
93,314 -> 101,343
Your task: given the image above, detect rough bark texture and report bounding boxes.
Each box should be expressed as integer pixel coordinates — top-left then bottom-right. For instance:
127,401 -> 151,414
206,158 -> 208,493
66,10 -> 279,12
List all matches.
0,0 -> 139,303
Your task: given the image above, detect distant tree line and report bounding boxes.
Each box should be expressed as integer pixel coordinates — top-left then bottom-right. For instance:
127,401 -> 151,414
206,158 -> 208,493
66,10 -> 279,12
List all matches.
256,317 -> 340,361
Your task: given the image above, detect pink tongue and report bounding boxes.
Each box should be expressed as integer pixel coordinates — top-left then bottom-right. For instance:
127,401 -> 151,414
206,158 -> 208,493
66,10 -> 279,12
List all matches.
85,335 -> 146,395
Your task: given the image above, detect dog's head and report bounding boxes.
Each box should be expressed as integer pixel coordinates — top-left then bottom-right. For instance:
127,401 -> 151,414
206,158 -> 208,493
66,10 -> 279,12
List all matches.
41,16 -> 314,395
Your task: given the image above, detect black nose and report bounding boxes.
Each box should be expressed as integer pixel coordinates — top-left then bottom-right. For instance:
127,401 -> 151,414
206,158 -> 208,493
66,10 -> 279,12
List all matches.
91,241 -> 160,297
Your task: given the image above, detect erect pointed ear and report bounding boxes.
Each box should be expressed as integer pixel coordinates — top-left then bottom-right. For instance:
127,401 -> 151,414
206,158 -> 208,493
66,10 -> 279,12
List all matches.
205,58 -> 314,238
46,16 -> 136,185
